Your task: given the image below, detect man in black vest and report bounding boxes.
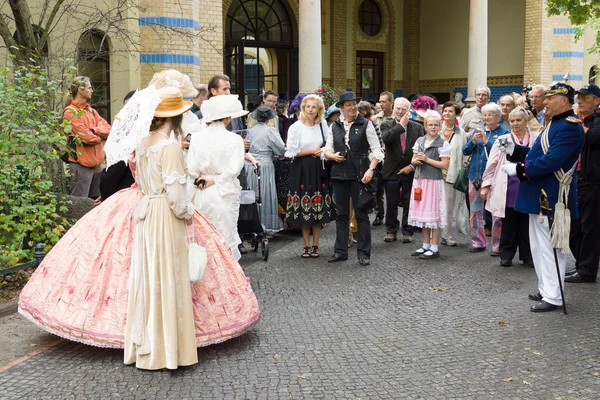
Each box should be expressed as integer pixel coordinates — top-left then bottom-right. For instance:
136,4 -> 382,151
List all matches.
380,97 -> 424,243
324,92 -> 384,266
567,83 -> 600,283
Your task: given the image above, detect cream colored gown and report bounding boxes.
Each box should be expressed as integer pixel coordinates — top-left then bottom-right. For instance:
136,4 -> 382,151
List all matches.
124,137 -> 197,370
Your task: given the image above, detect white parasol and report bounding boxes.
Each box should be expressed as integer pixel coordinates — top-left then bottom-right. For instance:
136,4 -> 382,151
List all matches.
105,85 -> 163,169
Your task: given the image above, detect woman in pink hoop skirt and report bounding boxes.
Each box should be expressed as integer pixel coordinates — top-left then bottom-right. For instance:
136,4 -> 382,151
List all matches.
18,166 -> 260,349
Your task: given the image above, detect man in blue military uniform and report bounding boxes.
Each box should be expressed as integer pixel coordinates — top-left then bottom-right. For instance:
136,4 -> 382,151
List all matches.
497,83 -> 585,312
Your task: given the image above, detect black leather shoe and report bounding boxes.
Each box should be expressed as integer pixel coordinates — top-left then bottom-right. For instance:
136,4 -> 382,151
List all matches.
358,257 -> 370,266
500,259 -> 512,267
469,247 -> 486,253
530,300 -> 560,312
238,243 -> 248,255
372,216 -> 384,226
565,272 -> 595,283
565,269 -> 577,277
328,253 -> 348,263
528,292 -> 542,302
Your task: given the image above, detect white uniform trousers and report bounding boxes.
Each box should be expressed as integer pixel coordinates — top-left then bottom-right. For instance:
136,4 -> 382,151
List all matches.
529,214 -> 567,306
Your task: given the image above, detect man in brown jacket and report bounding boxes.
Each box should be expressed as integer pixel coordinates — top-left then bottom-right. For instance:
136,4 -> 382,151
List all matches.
64,76 -> 111,198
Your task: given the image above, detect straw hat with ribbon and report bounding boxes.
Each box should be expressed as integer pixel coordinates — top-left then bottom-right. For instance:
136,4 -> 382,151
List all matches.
154,86 -> 193,118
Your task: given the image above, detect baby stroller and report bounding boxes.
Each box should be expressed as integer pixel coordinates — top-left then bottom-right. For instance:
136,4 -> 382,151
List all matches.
238,165 -> 269,260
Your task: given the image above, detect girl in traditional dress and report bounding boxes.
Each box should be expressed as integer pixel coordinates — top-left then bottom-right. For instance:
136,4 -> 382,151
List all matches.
409,112 -> 451,259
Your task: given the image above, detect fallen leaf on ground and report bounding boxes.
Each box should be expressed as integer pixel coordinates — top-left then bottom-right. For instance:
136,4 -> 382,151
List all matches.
524,347 -> 531,351
592,372 -> 599,377
29,343 -> 39,347
523,380 -> 531,385
429,285 -> 444,292
503,377 -> 513,383
498,321 -> 505,326
532,351 -> 541,355
273,354 -> 280,360
297,375 -> 307,380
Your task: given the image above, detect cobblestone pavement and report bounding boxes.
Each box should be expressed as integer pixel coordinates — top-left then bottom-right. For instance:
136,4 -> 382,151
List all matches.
1,219 -> 600,399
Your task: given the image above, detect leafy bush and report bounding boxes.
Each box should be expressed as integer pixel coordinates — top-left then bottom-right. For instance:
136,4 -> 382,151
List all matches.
0,63 -> 72,268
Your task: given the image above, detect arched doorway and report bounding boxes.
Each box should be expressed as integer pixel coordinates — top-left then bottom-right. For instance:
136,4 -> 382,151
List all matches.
77,30 -> 111,121
226,0 -> 297,107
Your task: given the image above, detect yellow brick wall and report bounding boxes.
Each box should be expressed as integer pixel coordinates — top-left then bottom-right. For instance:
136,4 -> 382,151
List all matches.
139,0 -> 201,87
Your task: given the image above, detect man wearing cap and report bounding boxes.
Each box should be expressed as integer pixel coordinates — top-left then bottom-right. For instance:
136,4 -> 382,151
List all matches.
497,83 -> 585,312
567,83 -> 600,283
324,91 -> 384,266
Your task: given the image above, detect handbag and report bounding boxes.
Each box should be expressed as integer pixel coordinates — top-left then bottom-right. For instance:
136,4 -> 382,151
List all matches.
413,187 -> 422,201
357,170 -> 378,209
348,151 -> 378,210
453,157 -> 470,194
413,138 -> 425,200
188,195 -> 207,283
318,122 -> 332,179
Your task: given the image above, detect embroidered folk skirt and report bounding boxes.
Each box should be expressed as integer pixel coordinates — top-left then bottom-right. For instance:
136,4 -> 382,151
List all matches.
285,156 -> 335,225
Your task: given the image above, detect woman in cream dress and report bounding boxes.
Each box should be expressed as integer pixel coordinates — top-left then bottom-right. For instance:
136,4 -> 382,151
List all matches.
123,87 -> 197,370
187,95 -> 249,260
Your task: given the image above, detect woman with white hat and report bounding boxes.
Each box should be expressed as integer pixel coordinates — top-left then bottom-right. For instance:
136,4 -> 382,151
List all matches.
187,94 -> 249,260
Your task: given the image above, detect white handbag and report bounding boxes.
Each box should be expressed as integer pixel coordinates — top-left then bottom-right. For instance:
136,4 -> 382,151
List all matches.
188,197 -> 207,283
189,241 -> 206,283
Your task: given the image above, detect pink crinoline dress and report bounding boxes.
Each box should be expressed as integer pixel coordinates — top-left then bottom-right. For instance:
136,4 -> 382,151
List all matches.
18,186 -> 260,349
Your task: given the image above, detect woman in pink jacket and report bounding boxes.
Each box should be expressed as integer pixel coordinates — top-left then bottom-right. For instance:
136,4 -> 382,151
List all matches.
480,107 -> 536,267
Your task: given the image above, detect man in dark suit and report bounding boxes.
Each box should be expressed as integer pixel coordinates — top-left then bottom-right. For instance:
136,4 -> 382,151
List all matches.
499,83 -> 584,312
380,97 -> 425,243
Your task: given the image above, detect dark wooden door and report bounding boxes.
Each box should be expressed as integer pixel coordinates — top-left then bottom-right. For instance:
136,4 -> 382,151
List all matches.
356,51 -> 384,101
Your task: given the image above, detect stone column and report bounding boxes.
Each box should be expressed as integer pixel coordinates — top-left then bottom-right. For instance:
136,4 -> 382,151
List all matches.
466,0 -> 488,103
299,0 -> 322,93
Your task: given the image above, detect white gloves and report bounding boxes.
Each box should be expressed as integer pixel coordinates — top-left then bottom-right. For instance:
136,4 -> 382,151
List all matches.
496,134 -> 515,155
502,164 -> 517,176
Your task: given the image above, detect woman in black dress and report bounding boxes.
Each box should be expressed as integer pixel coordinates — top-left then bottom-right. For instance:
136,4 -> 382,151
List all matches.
285,94 -> 334,258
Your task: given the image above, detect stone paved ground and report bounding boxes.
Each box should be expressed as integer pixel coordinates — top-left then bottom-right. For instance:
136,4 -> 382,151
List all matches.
1,220 -> 599,399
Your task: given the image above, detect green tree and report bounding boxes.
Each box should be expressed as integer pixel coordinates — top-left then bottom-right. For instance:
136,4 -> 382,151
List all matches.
0,63 -> 72,268
547,0 -> 600,56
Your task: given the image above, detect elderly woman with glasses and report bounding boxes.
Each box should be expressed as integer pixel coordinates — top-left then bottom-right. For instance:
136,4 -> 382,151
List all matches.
480,107 -> 536,267
462,102 -> 508,254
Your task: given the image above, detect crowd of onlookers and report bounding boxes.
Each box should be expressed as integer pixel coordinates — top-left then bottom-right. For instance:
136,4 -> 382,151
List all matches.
221,80 -> 599,279
68,71 -> 600,279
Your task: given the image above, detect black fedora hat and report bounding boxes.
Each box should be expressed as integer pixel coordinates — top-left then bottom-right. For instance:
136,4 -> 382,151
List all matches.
251,105 -> 276,122
337,91 -> 357,107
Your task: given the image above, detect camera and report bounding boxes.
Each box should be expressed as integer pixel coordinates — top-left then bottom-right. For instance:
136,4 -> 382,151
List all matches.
498,137 -> 509,147
194,178 -> 206,187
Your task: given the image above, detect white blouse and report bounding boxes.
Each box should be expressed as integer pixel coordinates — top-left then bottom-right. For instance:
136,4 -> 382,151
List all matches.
285,120 -> 328,158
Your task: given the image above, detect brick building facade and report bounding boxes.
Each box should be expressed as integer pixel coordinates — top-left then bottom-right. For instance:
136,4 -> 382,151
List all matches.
2,0 -> 596,119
